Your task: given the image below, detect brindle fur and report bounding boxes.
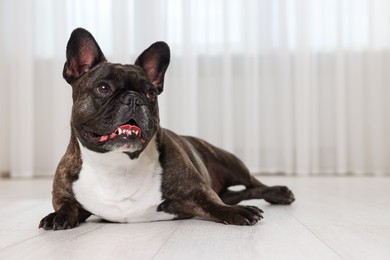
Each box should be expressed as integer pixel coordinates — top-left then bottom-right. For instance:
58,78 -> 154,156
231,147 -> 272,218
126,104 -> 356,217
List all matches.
39,28 -> 294,230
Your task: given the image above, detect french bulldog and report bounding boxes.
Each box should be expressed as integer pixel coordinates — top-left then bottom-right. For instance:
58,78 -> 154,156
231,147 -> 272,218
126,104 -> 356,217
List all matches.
39,28 -> 295,230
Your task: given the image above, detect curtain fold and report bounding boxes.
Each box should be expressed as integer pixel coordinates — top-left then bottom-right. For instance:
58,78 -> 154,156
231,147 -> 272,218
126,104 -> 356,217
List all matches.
1,0 -> 389,177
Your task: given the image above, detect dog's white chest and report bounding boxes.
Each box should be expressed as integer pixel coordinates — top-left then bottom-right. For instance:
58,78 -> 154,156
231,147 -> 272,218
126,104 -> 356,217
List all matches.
73,138 -> 173,223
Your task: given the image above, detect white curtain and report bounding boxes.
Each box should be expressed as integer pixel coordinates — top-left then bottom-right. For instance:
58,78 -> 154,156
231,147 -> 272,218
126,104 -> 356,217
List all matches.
1,0 -> 390,177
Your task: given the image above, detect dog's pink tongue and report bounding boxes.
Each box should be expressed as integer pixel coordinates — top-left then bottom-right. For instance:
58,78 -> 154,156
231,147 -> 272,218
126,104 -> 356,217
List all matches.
99,135 -> 109,142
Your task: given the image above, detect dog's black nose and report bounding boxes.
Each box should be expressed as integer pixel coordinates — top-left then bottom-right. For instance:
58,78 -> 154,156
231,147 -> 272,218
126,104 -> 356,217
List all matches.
121,92 -> 145,107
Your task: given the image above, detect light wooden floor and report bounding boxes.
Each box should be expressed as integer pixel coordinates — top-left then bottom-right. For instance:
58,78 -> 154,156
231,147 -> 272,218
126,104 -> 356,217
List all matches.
0,176 -> 389,260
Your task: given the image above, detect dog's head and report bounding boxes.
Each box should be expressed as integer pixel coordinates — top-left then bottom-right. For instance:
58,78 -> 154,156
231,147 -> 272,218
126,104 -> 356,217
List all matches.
63,28 -> 170,158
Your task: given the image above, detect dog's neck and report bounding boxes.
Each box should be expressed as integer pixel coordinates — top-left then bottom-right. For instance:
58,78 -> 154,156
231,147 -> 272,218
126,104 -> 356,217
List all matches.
77,134 -> 159,175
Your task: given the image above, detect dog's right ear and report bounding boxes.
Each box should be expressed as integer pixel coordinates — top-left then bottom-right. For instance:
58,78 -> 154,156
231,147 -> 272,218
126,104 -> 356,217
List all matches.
63,28 -> 106,84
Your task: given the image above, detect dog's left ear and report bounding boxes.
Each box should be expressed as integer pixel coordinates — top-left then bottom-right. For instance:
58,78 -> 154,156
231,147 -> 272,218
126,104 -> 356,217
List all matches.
135,42 -> 170,94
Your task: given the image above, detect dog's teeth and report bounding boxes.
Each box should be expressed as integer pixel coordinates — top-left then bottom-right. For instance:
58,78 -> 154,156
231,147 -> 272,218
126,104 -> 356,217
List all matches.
118,128 -> 122,135
135,130 -> 139,136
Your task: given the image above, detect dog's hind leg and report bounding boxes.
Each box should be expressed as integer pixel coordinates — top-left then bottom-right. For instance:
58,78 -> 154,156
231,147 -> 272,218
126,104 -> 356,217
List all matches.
186,137 -> 296,206
219,176 -> 295,205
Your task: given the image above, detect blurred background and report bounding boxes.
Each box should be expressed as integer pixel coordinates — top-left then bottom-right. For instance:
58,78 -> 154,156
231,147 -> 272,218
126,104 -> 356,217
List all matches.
0,0 -> 389,178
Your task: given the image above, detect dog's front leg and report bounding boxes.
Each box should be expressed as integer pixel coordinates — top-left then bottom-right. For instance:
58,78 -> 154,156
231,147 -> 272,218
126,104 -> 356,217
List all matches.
39,195 -> 91,230
158,187 -> 263,226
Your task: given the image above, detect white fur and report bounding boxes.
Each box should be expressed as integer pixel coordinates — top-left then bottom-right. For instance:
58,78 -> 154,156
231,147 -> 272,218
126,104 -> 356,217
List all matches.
73,136 -> 174,223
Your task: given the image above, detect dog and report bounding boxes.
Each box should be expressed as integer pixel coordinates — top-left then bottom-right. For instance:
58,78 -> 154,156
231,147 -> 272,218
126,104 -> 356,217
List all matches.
39,28 -> 295,230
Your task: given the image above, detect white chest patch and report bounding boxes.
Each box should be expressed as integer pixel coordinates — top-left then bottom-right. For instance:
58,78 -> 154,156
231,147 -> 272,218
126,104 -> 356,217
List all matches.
73,136 -> 173,223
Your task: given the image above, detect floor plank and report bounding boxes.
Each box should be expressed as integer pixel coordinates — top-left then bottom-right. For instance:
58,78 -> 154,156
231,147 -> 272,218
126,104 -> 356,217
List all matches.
0,177 -> 389,259
285,177 -> 390,226
154,209 -> 341,260
0,220 -> 180,259
309,225 -> 390,260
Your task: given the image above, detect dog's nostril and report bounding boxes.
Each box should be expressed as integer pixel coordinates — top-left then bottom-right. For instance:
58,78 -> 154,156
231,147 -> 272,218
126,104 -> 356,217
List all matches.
121,94 -> 144,106
121,95 -> 133,105
135,98 -> 143,106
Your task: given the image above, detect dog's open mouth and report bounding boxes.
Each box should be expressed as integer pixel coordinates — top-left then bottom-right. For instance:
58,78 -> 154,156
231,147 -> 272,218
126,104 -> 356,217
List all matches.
88,119 -> 145,144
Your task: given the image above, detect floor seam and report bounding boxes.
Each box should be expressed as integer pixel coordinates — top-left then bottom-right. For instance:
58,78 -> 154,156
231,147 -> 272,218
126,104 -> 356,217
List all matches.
0,223 -> 103,252
291,214 -> 346,260
151,220 -> 183,260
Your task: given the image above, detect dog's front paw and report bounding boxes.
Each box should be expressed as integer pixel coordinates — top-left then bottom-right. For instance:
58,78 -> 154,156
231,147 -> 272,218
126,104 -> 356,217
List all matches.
263,186 -> 295,205
39,212 -> 79,231
221,205 -> 264,225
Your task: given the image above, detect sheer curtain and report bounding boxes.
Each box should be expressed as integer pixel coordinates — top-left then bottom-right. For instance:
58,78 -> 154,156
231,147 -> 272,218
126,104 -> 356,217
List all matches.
1,0 -> 389,177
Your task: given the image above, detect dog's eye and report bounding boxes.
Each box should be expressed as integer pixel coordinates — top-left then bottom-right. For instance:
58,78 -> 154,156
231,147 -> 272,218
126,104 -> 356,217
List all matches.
146,89 -> 157,99
96,84 -> 112,95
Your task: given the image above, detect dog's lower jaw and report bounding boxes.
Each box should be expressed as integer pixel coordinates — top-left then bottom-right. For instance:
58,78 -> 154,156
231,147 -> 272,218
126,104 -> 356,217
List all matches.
76,132 -> 151,159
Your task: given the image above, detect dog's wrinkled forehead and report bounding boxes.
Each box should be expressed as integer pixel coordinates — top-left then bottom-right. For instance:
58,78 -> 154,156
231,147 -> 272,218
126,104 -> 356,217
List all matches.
100,63 -> 145,79
86,62 -> 150,90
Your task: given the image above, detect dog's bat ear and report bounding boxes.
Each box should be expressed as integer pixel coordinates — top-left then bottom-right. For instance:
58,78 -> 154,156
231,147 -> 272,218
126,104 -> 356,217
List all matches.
63,28 -> 106,84
135,42 -> 170,94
